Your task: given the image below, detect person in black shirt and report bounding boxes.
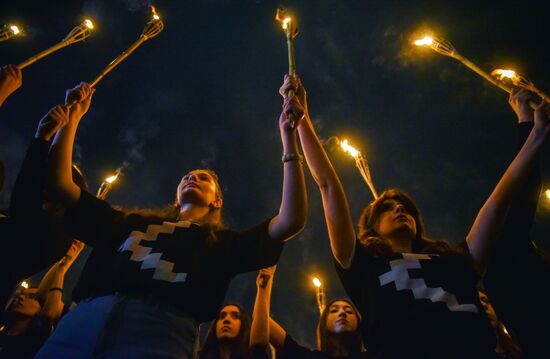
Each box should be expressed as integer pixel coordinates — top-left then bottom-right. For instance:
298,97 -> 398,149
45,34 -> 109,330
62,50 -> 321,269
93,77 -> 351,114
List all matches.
0,64 -> 22,108
36,81 -> 307,358
284,74 -> 499,358
251,266 -> 367,359
200,303 -> 256,359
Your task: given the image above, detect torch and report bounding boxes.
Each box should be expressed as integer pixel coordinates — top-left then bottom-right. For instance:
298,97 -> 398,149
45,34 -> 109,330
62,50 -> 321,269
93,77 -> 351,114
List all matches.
491,69 -> 549,104
339,138 -> 379,199
276,8 -> 299,128
88,6 -> 163,88
0,24 -> 21,42
413,35 -> 538,110
18,19 -> 94,69
96,171 -> 120,200
312,277 -> 326,315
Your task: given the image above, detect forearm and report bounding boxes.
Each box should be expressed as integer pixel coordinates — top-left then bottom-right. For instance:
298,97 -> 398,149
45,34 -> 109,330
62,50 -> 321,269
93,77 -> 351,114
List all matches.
269,130 -> 307,240
49,121 -> 81,205
298,115 -> 356,267
38,263 -> 66,321
250,282 -> 273,350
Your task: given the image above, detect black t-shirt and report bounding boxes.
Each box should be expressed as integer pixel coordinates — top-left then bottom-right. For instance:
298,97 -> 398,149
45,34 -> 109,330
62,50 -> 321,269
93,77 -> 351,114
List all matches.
335,242 -> 495,358
278,334 -> 369,359
0,316 -> 53,359
67,191 -> 284,323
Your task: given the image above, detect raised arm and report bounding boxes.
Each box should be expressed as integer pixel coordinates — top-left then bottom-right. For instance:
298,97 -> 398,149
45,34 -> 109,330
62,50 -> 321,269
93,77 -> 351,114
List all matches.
0,65 -> 22,107
250,266 -> 287,353
267,86 -> 308,241
467,97 -> 550,269
48,83 -> 94,206
283,75 -> 356,268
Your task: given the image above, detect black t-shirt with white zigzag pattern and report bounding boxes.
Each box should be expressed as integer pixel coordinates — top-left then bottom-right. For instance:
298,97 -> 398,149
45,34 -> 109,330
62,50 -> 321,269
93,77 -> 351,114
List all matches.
67,191 -> 283,323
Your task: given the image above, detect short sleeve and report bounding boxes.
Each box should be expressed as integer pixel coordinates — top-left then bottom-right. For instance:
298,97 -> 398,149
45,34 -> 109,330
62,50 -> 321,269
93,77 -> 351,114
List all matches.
334,239 -> 367,302
224,218 -> 284,274
64,190 -> 127,249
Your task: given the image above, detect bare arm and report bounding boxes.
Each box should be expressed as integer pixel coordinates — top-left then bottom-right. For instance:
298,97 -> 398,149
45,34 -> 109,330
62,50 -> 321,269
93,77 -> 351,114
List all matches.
0,65 -> 22,107
250,266 -> 287,352
467,99 -> 550,269
268,91 -> 308,241
48,83 -> 94,206
283,75 -> 356,268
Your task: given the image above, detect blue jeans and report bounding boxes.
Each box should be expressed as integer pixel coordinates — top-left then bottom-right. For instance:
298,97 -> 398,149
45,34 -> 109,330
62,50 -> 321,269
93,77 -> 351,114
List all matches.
35,294 -> 199,359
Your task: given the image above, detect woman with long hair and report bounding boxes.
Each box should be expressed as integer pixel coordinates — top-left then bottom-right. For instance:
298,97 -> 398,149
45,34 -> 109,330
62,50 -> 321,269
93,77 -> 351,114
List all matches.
199,303 -> 253,359
282,74 -> 512,358
251,266 -> 367,358
35,80 -> 307,358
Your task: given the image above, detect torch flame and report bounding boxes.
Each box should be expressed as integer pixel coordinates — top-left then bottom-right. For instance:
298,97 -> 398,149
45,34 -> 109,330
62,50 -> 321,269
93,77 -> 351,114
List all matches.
20,280 -> 29,289
151,6 -> 160,20
545,189 -> 550,200
105,173 -> 119,184
84,19 -> 94,29
313,277 -> 322,288
282,17 -> 292,30
10,25 -> 20,35
414,36 -> 433,46
491,69 -> 520,82
340,139 -> 360,158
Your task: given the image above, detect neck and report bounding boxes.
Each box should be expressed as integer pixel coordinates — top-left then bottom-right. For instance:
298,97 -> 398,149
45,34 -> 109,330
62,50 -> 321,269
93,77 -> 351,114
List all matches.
219,343 -> 233,359
326,334 -> 353,357
178,203 -> 210,223
388,235 -> 412,253
4,315 -> 33,336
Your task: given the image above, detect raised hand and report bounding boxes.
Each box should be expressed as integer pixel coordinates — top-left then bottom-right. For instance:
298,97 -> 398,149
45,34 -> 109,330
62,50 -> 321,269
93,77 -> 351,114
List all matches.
279,74 -> 307,112
256,265 -> 277,288
0,65 -> 23,106
35,105 -> 71,142
65,82 -> 95,120
509,88 -> 536,123
534,100 -> 550,139
280,94 -> 305,132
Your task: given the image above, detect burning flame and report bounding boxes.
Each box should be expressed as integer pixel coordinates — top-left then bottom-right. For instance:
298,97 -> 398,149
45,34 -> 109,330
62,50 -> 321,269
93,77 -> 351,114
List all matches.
84,19 -> 94,29
105,173 -> 119,184
20,281 -> 29,289
491,69 -> 520,82
414,36 -> 433,46
312,277 -> 322,288
282,17 -> 292,30
151,6 -> 160,20
10,25 -> 20,35
545,189 -> 550,200
340,139 -> 360,158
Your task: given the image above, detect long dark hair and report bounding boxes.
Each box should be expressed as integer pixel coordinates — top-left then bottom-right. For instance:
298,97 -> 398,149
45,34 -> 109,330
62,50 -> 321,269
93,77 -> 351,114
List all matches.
358,188 -> 452,256
316,298 -> 363,355
200,303 -> 252,359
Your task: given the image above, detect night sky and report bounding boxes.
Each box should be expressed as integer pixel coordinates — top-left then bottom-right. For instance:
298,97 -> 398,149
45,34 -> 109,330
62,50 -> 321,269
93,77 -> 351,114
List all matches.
1,0 -> 549,348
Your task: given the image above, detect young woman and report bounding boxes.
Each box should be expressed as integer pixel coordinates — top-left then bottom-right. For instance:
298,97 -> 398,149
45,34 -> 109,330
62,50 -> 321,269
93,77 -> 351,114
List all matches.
35,82 -> 307,358
282,74 -> 513,358
199,303 -> 254,359
250,266 -> 367,359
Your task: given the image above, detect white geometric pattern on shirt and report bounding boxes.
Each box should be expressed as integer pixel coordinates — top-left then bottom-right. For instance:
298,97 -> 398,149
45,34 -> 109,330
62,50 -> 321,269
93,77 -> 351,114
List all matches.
118,220 -> 191,283
378,253 -> 478,313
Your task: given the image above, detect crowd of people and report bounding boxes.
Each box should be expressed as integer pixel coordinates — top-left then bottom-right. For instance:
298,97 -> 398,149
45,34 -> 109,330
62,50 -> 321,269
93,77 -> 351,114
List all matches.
0,41 -> 548,359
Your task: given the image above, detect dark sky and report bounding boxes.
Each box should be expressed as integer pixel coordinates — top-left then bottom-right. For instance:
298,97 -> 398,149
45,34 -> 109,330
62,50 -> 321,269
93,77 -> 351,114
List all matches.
1,0 -> 549,347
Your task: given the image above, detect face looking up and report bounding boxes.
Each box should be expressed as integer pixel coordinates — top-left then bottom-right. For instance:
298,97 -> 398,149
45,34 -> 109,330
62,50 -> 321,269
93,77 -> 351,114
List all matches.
325,301 -> 358,334
374,199 -> 417,240
9,287 -> 41,317
215,305 -> 242,340
177,170 -> 222,209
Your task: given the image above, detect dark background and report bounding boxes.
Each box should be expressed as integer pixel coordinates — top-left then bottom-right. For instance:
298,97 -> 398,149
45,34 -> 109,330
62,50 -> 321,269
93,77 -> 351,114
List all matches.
1,0 -> 549,347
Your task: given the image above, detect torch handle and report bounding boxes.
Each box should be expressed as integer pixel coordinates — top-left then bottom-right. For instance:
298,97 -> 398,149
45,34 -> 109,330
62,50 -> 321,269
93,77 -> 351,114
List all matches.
0,28 -> 13,42
18,41 -> 69,69
89,36 -> 147,88
316,286 -> 326,315
96,182 -> 111,200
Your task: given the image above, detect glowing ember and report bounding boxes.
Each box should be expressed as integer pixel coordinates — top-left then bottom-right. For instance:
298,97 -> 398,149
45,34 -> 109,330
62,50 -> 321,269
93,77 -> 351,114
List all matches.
545,189 -> 550,200
84,19 -> 94,29
491,69 -> 519,82
313,277 -> 322,288
20,280 -> 29,289
340,139 -> 360,158
414,36 -> 433,46
105,173 -> 119,184
151,6 -> 160,20
10,25 -> 20,35
282,17 -> 292,30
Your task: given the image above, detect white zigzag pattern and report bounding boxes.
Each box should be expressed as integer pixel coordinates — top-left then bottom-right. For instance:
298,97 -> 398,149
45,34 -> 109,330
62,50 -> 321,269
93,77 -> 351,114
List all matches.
118,221 -> 191,283
378,253 -> 478,313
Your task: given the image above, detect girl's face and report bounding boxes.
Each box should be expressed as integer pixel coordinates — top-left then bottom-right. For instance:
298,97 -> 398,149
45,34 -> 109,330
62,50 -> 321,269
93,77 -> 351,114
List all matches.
215,305 -> 242,340
9,288 -> 41,317
325,301 -> 358,334
374,199 -> 417,240
177,170 -> 221,209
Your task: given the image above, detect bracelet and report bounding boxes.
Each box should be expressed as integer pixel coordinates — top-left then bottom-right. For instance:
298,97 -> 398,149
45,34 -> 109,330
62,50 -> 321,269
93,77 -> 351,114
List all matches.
281,153 -> 304,164
49,287 -> 63,293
